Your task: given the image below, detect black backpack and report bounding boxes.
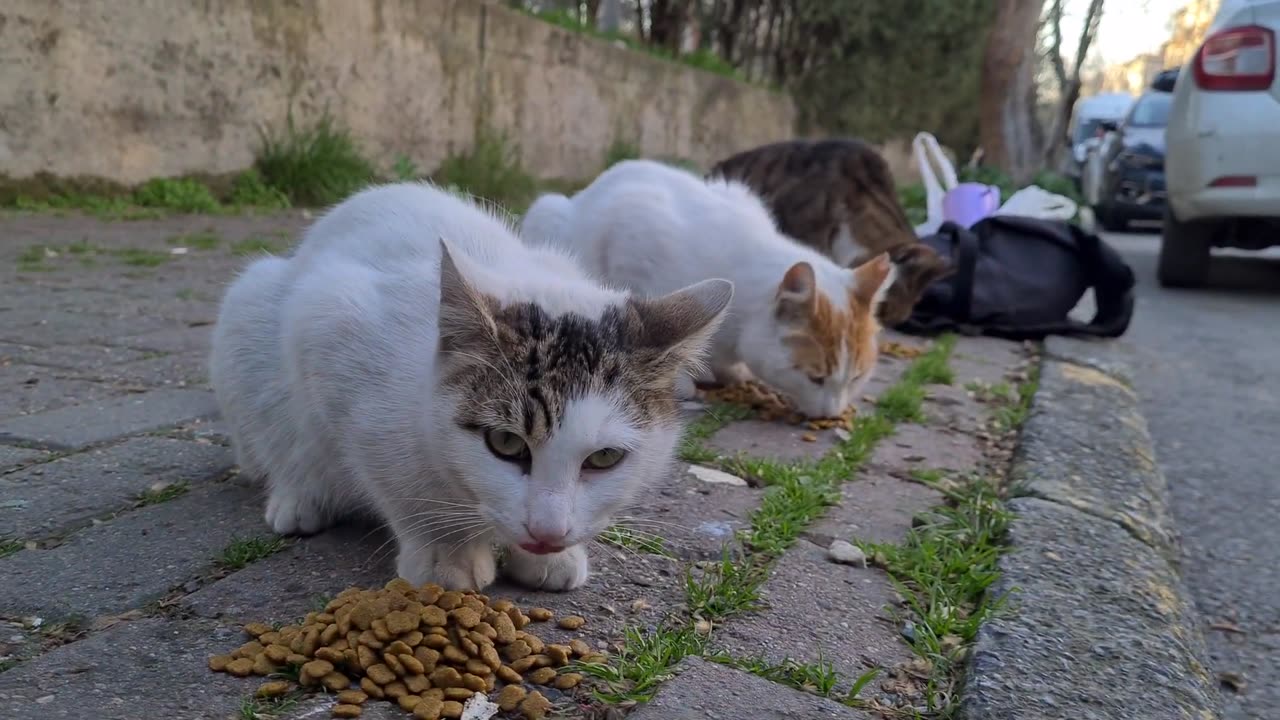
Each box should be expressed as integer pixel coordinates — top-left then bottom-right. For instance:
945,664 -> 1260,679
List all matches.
897,215 -> 1136,340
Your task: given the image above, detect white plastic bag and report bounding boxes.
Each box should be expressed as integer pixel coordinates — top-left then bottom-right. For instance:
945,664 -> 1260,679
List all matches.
912,132 -> 959,237
994,185 -> 1078,222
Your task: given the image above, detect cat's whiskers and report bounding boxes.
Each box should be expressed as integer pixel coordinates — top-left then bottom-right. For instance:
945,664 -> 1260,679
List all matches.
439,349 -> 522,398
364,517 -> 489,568
443,526 -> 493,562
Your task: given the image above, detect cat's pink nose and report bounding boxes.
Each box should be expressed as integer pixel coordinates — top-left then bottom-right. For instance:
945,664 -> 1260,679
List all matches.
524,522 -> 569,552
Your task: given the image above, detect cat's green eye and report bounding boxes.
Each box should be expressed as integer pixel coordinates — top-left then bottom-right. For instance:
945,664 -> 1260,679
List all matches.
584,447 -> 626,470
485,429 -> 530,461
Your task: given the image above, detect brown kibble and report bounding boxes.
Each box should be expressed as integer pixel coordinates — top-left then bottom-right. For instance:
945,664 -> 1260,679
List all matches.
301,659 -> 335,685
405,673 -> 430,693
581,652 -> 608,664
496,665 -> 522,684
398,653 -> 425,675
255,680 -> 290,698
435,592 -> 463,611
386,577 -> 416,594
429,666 -> 463,688
300,628 -> 321,656
208,654 -> 232,672
553,672 -> 583,689
529,654 -> 553,669
337,689 -> 368,705
422,633 -> 449,650
322,671 -> 350,692
371,619 -> 392,642
332,638 -> 350,652
473,622 -> 497,640
343,648 -> 360,669
461,595 -> 487,614
366,663 -> 397,685
402,630 -> 424,647
360,677 -> 384,699
450,607 -> 481,629
419,584 -> 444,604
490,612 -> 517,644
258,631 -> 282,645
286,653 -> 310,666
357,645 -> 378,670
243,622 -> 272,638
423,688 -> 445,701
509,656 -> 539,673
464,658 -> 491,677
458,636 -> 480,658
414,646 -> 441,671
569,639 -> 591,657
441,701 -> 464,719
489,599 -> 514,612
420,605 -> 448,627
527,667 -> 557,685
357,630 -> 384,650
506,606 -> 529,630
337,611 -> 353,637
383,681 -> 408,699
316,612 -> 337,624
225,658 -> 254,677
413,697 -> 443,720
320,622 -> 341,646
522,633 -> 545,654
545,645 -> 570,665
383,652 -> 405,676
332,704 -> 362,718
427,626 -> 448,637
442,645 -> 469,665
467,631 -> 492,649
527,607 -> 554,622
386,640 -> 413,656
518,691 -> 554,720
460,673 -> 486,692
497,684 -> 527,711
557,615 -> 586,630
480,644 -> 502,671
252,654 -> 278,676
236,641 -> 265,659
384,610 -> 418,636
315,646 -> 344,664
801,432 -> 818,442
443,688 -> 474,701
503,639 -> 532,661
398,694 -> 422,712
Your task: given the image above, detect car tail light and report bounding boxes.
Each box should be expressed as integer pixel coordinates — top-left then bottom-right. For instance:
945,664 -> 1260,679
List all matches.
1209,175 -> 1258,187
1194,25 -> 1276,91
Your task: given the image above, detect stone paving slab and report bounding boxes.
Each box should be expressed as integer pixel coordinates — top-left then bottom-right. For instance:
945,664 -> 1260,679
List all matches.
0,387 -> 218,450
0,444 -> 48,474
0,436 -> 232,541
628,656 -> 874,720
0,617 -> 249,720
0,341 -> 150,373
0,362 -> 132,421
0,481 -> 265,621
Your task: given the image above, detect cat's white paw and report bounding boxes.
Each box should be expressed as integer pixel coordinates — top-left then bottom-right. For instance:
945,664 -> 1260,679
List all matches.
397,541 -> 497,591
264,486 -> 328,536
504,544 -> 590,591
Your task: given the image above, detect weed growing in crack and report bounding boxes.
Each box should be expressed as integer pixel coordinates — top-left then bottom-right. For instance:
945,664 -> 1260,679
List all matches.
237,691 -> 303,720
600,525 -> 672,558
219,536 -> 289,570
136,482 -> 189,506
706,652 -> 842,697
582,336 -> 960,705
113,248 -> 170,267
167,231 -> 221,250
231,236 -> 286,257
0,539 -> 24,558
134,178 -> 221,213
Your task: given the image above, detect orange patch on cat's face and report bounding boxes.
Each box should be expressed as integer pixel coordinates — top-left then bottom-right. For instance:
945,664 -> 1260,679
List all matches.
783,289 -> 882,381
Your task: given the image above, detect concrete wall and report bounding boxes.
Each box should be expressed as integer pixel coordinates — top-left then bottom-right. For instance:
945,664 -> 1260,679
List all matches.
0,0 -> 798,185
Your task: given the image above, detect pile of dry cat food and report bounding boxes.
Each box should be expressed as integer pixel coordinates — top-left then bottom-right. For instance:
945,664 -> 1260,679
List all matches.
881,340 -> 924,360
700,381 -> 856,430
208,579 -> 606,719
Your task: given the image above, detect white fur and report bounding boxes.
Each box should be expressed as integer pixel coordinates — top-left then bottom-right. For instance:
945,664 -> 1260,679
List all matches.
830,223 -> 870,267
210,182 -> 728,591
522,160 -> 894,417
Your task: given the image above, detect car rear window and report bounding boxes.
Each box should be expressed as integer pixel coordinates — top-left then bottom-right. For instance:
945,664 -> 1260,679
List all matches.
1127,92 -> 1172,127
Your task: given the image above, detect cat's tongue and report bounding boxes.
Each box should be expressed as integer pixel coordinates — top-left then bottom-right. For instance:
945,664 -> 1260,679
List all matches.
520,542 -> 565,555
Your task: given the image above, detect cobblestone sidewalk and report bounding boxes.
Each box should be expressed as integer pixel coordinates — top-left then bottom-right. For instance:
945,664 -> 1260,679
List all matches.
0,213 -> 1030,720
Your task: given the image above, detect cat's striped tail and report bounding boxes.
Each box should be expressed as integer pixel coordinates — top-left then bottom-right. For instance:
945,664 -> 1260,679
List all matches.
520,193 -> 574,250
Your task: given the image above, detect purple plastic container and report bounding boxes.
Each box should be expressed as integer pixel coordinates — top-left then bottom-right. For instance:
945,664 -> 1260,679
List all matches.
942,182 -> 1001,228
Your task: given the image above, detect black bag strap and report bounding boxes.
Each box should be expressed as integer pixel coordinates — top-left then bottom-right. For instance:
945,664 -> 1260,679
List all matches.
945,223 -> 980,325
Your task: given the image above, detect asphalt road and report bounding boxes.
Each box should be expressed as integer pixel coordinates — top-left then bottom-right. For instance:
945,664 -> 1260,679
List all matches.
1101,229 -> 1280,719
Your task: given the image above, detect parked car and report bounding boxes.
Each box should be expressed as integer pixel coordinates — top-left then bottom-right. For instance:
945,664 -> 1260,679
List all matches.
1160,0 -> 1280,288
1065,92 -> 1134,186
1082,78 -> 1174,232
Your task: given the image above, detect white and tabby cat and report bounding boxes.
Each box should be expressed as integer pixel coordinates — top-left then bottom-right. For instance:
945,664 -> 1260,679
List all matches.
209,183 -> 732,592
522,160 -> 895,419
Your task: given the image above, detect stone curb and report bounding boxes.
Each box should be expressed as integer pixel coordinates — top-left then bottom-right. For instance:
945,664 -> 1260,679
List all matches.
959,338 -> 1224,720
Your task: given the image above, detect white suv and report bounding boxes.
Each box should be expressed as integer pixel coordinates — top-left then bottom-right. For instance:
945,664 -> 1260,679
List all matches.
1161,0 -> 1280,287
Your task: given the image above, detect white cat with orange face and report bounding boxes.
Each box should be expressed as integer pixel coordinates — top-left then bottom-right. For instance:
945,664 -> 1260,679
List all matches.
521,159 -> 896,418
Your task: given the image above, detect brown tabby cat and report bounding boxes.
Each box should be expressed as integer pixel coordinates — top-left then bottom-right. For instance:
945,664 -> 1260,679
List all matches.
708,138 -> 953,327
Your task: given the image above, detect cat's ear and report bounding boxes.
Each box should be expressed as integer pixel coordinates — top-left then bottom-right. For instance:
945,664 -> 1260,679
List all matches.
851,252 -> 897,310
891,244 -> 954,293
775,261 -> 816,324
628,278 -> 733,362
437,238 -> 499,353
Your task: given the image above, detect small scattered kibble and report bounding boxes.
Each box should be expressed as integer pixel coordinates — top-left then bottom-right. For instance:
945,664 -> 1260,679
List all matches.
208,581 -> 592,719
556,615 -> 586,630
701,380 -> 857,429
881,340 -> 924,359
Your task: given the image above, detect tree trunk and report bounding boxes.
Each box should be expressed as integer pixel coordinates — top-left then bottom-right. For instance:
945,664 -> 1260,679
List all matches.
1043,0 -> 1105,169
979,0 -> 1048,184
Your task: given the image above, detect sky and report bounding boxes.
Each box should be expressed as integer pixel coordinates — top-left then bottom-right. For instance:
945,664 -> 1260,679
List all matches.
1061,0 -> 1187,64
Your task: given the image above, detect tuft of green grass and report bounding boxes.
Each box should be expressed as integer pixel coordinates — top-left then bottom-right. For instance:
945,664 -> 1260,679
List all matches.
113,248 -> 169,267
707,652 -> 843,697
684,553 -> 766,619
228,169 -> 290,210
875,382 -> 927,424
910,468 -> 946,485
573,625 -> 706,703
600,525 -> 672,558
904,335 -> 956,385
392,155 -> 420,181
176,288 -> 196,301
237,691 -> 303,720
604,139 -> 641,169
858,478 -> 1012,713
136,482 -> 189,506
0,659 -> 16,673
231,236 -> 285,257
678,402 -> 754,464
0,539 -> 24,558
434,129 -> 538,213
219,536 -> 289,570
167,230 -> 221,250
255,111 -> 377,207
16,244 -> 48,271
133,178 -> 220,213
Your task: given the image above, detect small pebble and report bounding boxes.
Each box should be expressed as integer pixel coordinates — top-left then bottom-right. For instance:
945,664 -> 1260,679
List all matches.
826,539 -> 867,567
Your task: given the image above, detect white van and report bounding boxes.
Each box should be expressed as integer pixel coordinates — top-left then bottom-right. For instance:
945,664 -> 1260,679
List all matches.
1066,93 -> 1135,180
